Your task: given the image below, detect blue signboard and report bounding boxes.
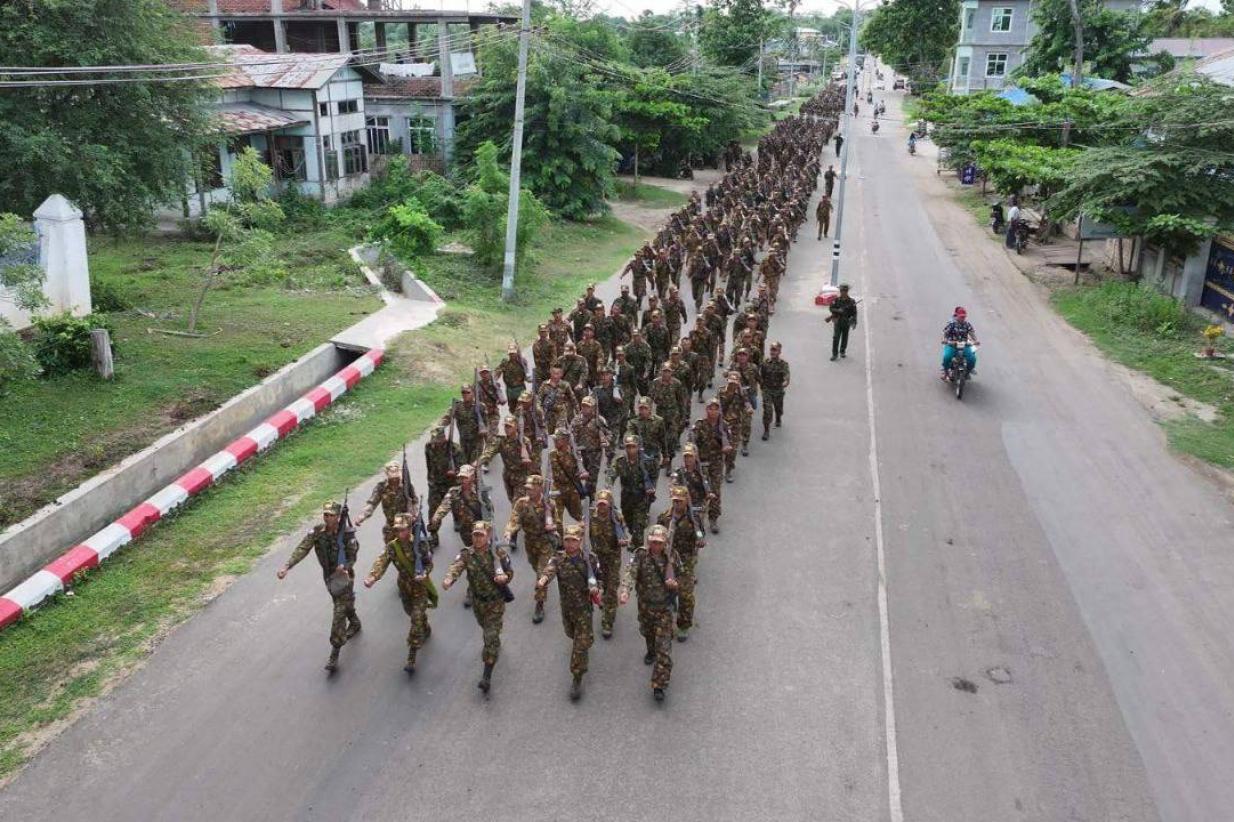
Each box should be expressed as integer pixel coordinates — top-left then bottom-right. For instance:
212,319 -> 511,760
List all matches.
1201,238 -> 1234,321
960,164 -> 977,185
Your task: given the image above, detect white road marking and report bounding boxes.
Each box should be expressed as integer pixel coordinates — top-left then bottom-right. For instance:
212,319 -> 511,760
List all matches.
856,139 -> 906,822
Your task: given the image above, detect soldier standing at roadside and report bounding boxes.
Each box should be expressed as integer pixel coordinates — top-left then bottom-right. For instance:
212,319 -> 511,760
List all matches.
826,283 -> 858,361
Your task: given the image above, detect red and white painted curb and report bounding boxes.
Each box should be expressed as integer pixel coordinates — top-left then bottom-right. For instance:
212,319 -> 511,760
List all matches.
0,348 -> 385,630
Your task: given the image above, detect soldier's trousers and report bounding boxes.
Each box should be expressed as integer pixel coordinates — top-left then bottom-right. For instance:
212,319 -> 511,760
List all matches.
503,469 -> 528,505
766,274 -> 782,304
762,391 -> 785,430
471,598 -> 504,665
461,434 -> 483,464
621,495 -> 649,547
581,449 -> 603,487
596,550 -> 622,632
483,404 -> 500,439
704,460 -> 724,520
676,553 -> 698,631
505,385 -> 525,407
694,358 -> 713,397
661,419 -> 681,461
399,586 -> 431,653
526,537 -> 554,605
562,608 -> 594,676
740,410 -> 752,446
691,278 -> 707,310
555,488 -> 583,525
832,322 -> 851,357
637,602 -> 674,689
428,482 -> 451,541
329,586 -> 359,649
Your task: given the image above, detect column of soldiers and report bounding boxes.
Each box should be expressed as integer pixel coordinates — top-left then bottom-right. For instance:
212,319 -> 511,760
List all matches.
278,98 -> 845,703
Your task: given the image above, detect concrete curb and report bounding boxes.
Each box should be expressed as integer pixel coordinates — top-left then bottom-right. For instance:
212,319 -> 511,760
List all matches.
0,348 -> 385,631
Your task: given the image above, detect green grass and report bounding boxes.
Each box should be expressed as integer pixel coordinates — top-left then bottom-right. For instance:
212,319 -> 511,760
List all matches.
0,212 -> 647,780
1053,281 -> 1234,468
613,180 -> 687,208
0,218 -> 381,527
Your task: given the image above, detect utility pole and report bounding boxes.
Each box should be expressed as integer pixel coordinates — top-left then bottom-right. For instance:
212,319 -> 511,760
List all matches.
1066,0 -> 1084,88
757,37 -> 764,99
830,5 -> 859,286
787,0 -> 798,99
500,0 -> 532,302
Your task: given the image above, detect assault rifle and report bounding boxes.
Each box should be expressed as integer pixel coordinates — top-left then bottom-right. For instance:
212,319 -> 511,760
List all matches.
543,469 -> 563,551
485,525 -> 517,604
326,490 -> 354,597
446,403 -> 459,474
662,513 -> 679,611
581,507 -> 601,605
672,467 -> 707,540
565,426 -> 593,502
472,368 -> 488,430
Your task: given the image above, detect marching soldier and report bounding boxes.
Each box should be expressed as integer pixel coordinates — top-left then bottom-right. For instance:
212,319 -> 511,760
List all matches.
590,490 -> 630,639
730,348 -> 761,428
591,364 -> 625,463
688,320 -> 714,401
648,364 -> 689,471
663,285 -> 688,346
532,323 -> 555,385
625,328 -> 654,397
428,464 -> 486,599
608,303 -> 632,358
424,425 -> 463,550
606,434 -> 657,548
575,324 -> 607,387
363,512 -> 435,674
549,428 -> 587,524
719,372 -> 753,463
536,525 -> 602,700
613,346 -> 638,416
570,395 -> 609,482
476,364 -> 503,442
479,415 -> 535,503
504,474 -> 558,624
619,524 -> 682,702
675,442 -> 719,534
554,340 -> 589,398
514,390 -> 547,469
657,486 -> 704,642
277,501 -> 361,673
495,343 -> 529,407
442,521 -> 513,694
626,396 -> 669,472
645,310 -> 671,375
354,460 -> 418,544
613,285 -> 639,326
547,306 -> 572,354
826,282 -> 858,361
451,384 -> 486,464
536,365 -> 577,433
759,341 -> 791,439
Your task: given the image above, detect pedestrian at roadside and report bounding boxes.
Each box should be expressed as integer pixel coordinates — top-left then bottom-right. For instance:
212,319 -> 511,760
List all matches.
826,283 -> 858,361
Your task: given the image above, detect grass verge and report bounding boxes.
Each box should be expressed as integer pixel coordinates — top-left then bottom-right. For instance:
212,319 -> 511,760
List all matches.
0,212 -> 647,781
0,217 -> 380,528
1052,281 -> 1234,468
614,180 -> 687,208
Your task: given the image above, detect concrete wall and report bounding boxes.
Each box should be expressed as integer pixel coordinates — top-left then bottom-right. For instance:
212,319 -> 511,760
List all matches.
0,343 -> 353,593
0,195 -> 92,330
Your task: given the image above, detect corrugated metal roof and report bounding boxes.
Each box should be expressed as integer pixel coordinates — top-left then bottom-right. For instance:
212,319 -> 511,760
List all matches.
216,102 -> 310,134
1195,46 -> 1234,87
363,75 -> 477,99
208,44 -> 350,89
1150,38 -> 1234,60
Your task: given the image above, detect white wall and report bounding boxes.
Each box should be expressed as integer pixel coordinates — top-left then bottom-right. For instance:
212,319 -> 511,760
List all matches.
0,195 -> 92,330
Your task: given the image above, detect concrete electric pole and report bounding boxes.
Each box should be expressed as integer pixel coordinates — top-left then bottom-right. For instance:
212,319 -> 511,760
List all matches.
500,0 -> 533,302
829,6 -> 859,286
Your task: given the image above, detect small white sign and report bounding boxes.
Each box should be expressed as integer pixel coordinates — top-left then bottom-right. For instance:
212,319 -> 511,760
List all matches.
450,52 -> 477,76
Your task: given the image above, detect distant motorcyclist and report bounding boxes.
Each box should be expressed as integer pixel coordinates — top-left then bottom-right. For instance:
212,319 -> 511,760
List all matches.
907,133 -> 917,154
940,306 -> 979,379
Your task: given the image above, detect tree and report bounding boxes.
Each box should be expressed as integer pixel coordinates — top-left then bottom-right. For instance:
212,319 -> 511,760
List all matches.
700,0 -> 772,69
859,0 -> 960,86
188,148 -> 285,333
458,16 -> 621,219
461,142 -> 546,273
1048,75 -> 1234,255
614,71 -> 707,184
0,0 -> 216,231
627,12 -> 690,68
1022,0 -> 1152,83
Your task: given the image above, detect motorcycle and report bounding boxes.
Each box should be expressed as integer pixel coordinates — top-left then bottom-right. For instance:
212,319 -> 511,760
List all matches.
1011,219 -> 1031,254
907,137 -> 917,155
871,119 -> 880,134
990,204 -> 1005,234
943,339 -> 978,400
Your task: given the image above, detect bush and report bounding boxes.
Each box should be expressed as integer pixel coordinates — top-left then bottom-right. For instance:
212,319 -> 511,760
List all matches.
350,158 -> 464,228
369,198 -> 443,261
0,324 -> 37,393
91,278 -> 132,313
462,141 -> 546,272
1079,281 -> 1193,337
32,313 -> 116,377
277,183 -> 326,228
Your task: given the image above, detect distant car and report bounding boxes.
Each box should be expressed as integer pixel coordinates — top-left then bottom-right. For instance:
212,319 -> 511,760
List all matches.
875,80 -> 886,90
893,78 -> 906,90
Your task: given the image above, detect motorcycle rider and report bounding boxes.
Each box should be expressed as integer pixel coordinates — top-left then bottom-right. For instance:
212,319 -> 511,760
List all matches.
940,307 -> 979,379
907,132 -> 917,154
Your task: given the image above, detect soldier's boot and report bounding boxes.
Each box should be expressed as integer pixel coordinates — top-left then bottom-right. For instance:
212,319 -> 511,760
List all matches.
345,619 -> 362,640
429,533 -> 440,552
532,601 -> 545,624
676,626 -> 689,642
404,649 -> 417,675
725,468 -> 734,483
643,641 -> 655,666
478,663 -> 494,693
570,674 -> 583,702
324,648 -> 340,673
741,443 -> 749,457
761,426 -> 769,441
775,413 -> 782,428
710,518 -> 720,535
464,589 -> 472,609
601,622 -> 613,639
653,687 -> 666,702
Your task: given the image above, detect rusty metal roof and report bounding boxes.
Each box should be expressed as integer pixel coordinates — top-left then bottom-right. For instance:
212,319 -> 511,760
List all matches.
216,102 -> 310,134
208,44 -> 351,89
363,75 -> 476,100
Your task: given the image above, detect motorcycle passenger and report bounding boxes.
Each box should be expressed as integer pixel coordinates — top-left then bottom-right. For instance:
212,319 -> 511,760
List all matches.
940,307 -> 979,379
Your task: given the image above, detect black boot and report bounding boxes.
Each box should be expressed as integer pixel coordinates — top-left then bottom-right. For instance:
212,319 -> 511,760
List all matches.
775,416 -> 782,428
464,589 -> 472,609
570,674 -> 583,701
324,647 -> 340,673
761,428 -> 769,441
404,650 -> 417,675
345,619 -> 362,640
710,519 -> 719,534
643,643 -> 655,665
478,663 -> 494,693
653,687 -> 665,702
533,601 -> 545,624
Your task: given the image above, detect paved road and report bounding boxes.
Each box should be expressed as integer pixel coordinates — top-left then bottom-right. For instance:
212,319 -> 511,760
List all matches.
4,88 -> 1234,822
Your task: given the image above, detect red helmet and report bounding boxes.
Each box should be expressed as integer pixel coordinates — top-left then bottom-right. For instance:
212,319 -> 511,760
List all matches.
954,306 -> 967,318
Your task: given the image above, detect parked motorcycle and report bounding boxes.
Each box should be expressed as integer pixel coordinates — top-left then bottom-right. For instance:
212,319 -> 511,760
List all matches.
990,204 -> 1005,234
1012,220 -> 1031,254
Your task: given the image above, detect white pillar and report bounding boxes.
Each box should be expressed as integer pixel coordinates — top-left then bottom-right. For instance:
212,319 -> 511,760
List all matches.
33,194 -> 92,317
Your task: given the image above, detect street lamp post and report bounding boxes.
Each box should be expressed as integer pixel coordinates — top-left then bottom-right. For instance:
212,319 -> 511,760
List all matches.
829,4 -> 860,286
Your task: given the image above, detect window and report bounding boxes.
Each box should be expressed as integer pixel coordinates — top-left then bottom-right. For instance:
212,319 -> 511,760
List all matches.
323,135 -> 339,181
197,146 -> 225,190
274,135 -> 307,182
319,101 -> 329,117
990,7 -> 1013,32
985,52 -> 1008,77
341,129 -> 367,175
366,115 -> 393,155
963,8 -> 975,35
337,99 -> 358,114
956,56 -> 971,86
407,116 -> 437,156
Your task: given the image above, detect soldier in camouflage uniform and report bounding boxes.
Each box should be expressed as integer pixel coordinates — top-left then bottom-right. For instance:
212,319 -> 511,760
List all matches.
663,285 -> 688,346
514,390 -> 547,470
645,310 -> 671,375
451,384 -> 486,464
568,298 -> 591,341
364,513 -> 435,674
674,442 -> 717,535
496,343 -> 529,407
648,363 -> 690,471
719,372 -> 753,466
277,501 -> 361,672
570,395 -> 609,482
536,365 -> 576,434
478,415 -> 535,503
613,284 -> 639,324
556,340 -> 589,396
476,365 -> 503,443
575,324 -> 606,388
532,324 -> 555,387
612,347 -> 638,417
549,428 -> 586,524
547,307 -> 572,355
590,490 -> 630,639
619,524 -> 682,702
759,341 -> 790,440
625,396 -> 669,471
504,474 -> 558,624
624,328 -> 654,398
589,306 -> 614,361
692,397 -> 734,503
354,460 -> 418,544
606,433 -> 657,548
591,364 -> 625,464
657,486 -> 704,641
729,349 -> 761,452
429,463 -> 485,552
667,346 -> 695,410
608,304 -> 632,359
424,426 -> 463,550
688,321 -> 714,401
536,525 -> 602,700
442,521 -> 513,694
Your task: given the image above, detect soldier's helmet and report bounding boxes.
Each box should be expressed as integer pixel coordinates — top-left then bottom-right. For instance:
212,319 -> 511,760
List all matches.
624,434 -> 640,448
670,485 -> 689,502
458,464 -> 476,478
525,474 -> 544,488
564,525 -> 583,541
393,513 -> 413,529
471,520 -> 490,535
554,428 -> 570,440
646,525 -> 669,543
581,395 -> 596,408
596,489 -> 614,505
384,460 -> 400,474
682,443 -> 698,457
323,501 -> 342,516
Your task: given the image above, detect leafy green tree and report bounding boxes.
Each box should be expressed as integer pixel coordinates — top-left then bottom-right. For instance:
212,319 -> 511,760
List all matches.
859,0 -> 960,86
461,142 -> 547,273
614,71 -> 708,184
0,0 -> 216,231
1049,75 -> 1234,255
700,0 -> 771,68
970,139 -> 1079,196
370,199 -> 444,261
627,12 -> 690,68
1022,0 -> 1152,83
458,17 -> 621,219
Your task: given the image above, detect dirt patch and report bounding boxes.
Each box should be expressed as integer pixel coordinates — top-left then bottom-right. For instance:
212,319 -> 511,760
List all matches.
1107,360 -> 1219,424
164,390 -> 222,423
950,676 -> 979,694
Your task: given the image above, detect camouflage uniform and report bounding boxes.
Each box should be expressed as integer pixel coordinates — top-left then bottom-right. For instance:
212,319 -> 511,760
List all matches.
514,393 -> 547,469
590,495 -> 629,635
626,411 -> 669,467
539,541 -> 601,678
688,326 -> 714,399
658,502 -> 703,634
691,414 -> 730,518
624,336 -> 654,396
663,294 -> 688,345
719,380 -> 751,459
443,537 -> 513,666
424,432 -> 464,548
759,354 -> 791,434
606,443 -> 656,547
283,516 -> 360,651
547,315 -> 572,356
495,351 -> 529,407
359,470 -> 418,545
576,335 -> 607,387
532,333 -> 556,385
505,481 -> 558,607
556,349 -> 588,395
476,371 -> 503,440
478,427 -> 534,504
549,443 -> 586,523
620,535 -> 683,692
590,377 -> 626,462
648,374 -> 689,462
536,378 -> 576,434
366,526 -> 435,664
645,321 -> 671,373
429,477 -> 486,548
452,395 -> 486,464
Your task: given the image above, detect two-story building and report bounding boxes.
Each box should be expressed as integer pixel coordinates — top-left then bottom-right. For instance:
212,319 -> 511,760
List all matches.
950,0 -> 1139,93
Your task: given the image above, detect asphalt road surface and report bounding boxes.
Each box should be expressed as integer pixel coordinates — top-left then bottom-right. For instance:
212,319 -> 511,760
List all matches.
3,88 -> 1233,822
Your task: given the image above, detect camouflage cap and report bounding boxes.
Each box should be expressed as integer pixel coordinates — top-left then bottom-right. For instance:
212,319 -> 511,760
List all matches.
646,524 -> 669,543
581,395 -> 596,407
461,384 -> 473,393
596,488 -> 614,504
552,307 -> 563,314
525,474 -> 544,487
598,363 -> 613,374
503,415 -> 518,428
770,340 -> 782,350
538,323 -> 548,332
479,363 -> 491,372
563,525 -> 583,541
682,442 -> 698,457
670,345 -> 682,356
554,428 -> 569,439
615,345 -> 626,355
621,284 -> 630,292
637,396 -> 651,408
726,371 -> 741,383
431,425 -> 446,438
458,464 -> 476,478
471,520 -> 490,535
706,396 -> 722,408
518,391 -> 534,404
659,363 -> 672,373
624,434 -> 640,447
735,347 -> 750,356
670,485 -> 689,502
393,513 -> 413,529
583,323 -> 594,331
564,340 -> 576,351
323,501 -> 342,516
839,283 -> 850,291
384,460 -> 400,473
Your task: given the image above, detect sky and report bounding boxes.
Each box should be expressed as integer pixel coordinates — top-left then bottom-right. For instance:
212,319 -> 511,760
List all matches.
584,0 -> 1226,21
